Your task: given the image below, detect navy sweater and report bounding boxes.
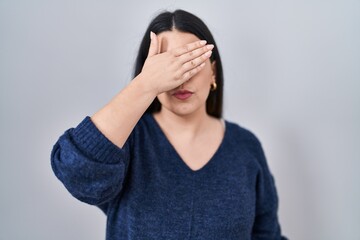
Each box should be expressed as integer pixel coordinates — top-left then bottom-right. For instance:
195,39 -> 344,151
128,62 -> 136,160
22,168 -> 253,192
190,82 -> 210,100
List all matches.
51,112 -> 287,239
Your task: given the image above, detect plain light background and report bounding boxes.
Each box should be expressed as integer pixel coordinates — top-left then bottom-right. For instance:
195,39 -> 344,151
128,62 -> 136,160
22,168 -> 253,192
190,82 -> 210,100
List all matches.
1,0 -> 359,239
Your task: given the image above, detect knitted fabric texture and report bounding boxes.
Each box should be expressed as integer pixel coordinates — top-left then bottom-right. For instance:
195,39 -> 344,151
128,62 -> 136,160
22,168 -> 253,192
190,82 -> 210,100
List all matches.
51,112 -> 288,239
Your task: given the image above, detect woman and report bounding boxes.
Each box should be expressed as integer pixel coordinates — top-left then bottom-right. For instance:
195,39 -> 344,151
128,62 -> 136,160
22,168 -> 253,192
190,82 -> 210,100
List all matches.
51,9 -> 288,240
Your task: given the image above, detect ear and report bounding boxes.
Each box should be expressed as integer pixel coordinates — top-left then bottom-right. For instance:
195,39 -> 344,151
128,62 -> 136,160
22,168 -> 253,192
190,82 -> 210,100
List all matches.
211,60 -> 217,78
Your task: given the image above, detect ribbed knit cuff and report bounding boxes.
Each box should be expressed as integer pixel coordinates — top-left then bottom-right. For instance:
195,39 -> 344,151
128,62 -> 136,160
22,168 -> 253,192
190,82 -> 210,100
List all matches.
69,116 -> 126,164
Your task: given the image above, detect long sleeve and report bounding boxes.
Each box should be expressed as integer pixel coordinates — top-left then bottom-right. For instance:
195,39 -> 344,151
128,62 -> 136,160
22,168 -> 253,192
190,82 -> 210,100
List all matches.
250,137 -> 288,240
50,116 -> 132,211
50,113 -> 289,239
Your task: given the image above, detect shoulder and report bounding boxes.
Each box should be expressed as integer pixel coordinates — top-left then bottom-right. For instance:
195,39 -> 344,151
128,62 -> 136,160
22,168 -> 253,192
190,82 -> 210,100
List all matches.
224,118 -> 262,147
136,112 -> 157,132
223,118 -> 267,168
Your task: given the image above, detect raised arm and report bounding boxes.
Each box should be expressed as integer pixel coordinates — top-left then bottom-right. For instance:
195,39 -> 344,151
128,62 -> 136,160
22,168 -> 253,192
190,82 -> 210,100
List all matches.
90,31 -> 214,148
50,32 -> 214,210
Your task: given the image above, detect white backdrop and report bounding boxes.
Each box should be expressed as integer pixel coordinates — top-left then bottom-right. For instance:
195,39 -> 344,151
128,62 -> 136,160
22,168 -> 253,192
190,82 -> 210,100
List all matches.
1,1 -> 359,239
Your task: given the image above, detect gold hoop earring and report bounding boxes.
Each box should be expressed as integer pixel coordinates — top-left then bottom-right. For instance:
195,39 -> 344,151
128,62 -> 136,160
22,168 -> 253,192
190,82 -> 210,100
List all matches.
210,82 -> 217,91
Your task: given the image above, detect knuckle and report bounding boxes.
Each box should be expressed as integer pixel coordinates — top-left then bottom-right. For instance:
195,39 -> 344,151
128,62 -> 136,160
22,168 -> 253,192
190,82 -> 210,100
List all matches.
188,69 -> 193,77
180,74 -> 187,82
171,57 -> 179,65
175,60 -> 183,70
181,64 -> 187,72
169,49 -> 176,56
181,73 -> 188,81
171,58 -> 177,65
174,72 -> 181,80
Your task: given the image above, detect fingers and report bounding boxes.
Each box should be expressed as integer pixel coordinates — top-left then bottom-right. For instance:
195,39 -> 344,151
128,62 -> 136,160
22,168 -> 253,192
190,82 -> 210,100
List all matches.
178,44 -> 214,65
175,51 -> 213,84
147,31 -> 159,58
179,46 -> 213,75
172,41 -> 214,83
178,61 -> 208,83
172,40 -> 207,57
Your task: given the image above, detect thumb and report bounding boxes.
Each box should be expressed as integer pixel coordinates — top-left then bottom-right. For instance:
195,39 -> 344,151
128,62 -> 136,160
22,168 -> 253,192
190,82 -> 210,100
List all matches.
147,31 -> 159,58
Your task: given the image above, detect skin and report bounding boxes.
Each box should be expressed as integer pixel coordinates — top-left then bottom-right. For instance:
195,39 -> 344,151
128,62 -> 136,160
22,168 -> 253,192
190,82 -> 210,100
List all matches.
90,29 -> 224,170
151,30 -> 224,170
157,30 -> 216,113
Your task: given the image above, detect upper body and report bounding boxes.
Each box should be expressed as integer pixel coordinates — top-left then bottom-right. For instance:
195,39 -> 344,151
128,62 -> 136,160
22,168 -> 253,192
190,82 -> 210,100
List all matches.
51,112 -> 287,239
51,9 -> 287,240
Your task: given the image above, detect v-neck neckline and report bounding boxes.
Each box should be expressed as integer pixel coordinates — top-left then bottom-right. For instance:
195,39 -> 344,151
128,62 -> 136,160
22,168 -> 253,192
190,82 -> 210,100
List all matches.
146,112 -> 228,174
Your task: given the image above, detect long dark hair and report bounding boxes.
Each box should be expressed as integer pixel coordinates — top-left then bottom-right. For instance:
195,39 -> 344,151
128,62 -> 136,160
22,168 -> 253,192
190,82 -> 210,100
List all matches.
133,9 -> 224,118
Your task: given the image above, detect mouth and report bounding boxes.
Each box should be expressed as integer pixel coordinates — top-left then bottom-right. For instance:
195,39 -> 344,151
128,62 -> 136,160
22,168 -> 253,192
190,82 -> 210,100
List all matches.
172,90 -> 194,100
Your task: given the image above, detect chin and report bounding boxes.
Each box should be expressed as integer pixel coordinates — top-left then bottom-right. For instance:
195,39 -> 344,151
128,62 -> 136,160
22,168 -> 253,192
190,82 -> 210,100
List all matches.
170,104 -> 203,117
169,107 -> 192,116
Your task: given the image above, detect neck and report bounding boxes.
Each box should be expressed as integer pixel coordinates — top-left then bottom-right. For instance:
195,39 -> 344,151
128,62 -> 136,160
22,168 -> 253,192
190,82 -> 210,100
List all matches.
154,106 -> 210,138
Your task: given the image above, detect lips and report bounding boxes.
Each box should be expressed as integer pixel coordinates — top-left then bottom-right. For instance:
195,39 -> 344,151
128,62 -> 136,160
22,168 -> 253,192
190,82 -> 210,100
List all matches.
172,90 -> 193,100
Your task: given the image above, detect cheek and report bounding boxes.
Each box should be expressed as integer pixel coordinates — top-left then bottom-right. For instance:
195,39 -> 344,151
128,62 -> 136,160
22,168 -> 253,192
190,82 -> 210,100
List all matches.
199,59 -> 214,78
156,93 -> 167,103
193,64 -> 213,86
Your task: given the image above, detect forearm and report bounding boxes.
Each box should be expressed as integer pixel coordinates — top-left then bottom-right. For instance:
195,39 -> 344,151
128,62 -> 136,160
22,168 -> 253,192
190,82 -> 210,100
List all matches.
89,35 -> 211,149
91,74 -> 157,148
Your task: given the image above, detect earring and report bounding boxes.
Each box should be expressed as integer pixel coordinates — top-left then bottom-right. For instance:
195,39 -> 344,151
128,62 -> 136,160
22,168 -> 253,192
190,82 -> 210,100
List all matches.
210,82 -> 217,91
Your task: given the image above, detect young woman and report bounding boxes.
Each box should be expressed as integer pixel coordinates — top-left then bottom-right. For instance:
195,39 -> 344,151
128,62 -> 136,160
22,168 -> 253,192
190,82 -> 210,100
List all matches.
51,9 -> 288,240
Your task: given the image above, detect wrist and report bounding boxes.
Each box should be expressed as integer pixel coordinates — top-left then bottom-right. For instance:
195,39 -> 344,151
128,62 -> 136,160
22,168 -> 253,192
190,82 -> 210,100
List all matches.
132,74 -> 158,97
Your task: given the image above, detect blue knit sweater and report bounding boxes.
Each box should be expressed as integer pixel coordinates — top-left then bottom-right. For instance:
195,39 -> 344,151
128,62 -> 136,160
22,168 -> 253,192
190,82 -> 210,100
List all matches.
51,112 -> 287,239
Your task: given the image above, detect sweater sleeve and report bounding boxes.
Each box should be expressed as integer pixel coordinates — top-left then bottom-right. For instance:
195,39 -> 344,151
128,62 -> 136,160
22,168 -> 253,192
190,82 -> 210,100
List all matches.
250,137 -> 288,240
50,116 -> 132,209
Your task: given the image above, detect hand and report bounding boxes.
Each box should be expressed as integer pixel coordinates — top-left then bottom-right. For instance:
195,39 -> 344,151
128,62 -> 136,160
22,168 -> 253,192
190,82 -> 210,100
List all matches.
139,31 -> 214,95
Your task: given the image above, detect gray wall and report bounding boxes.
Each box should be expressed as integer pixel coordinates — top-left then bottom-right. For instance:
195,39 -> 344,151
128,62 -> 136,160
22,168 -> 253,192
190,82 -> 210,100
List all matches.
1,1 -> 359,239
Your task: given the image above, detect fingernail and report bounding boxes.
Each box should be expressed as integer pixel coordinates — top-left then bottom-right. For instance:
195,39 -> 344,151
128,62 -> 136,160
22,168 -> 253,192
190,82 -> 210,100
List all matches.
150,31 -> 154,40
207,44 -> 214,50
200,40 -> 207,45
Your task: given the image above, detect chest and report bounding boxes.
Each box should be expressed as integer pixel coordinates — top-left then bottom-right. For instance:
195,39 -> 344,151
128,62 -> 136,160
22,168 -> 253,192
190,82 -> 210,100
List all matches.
122,156 -> 257,239
125,122 -> 259,237
166,126 -> 224,172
